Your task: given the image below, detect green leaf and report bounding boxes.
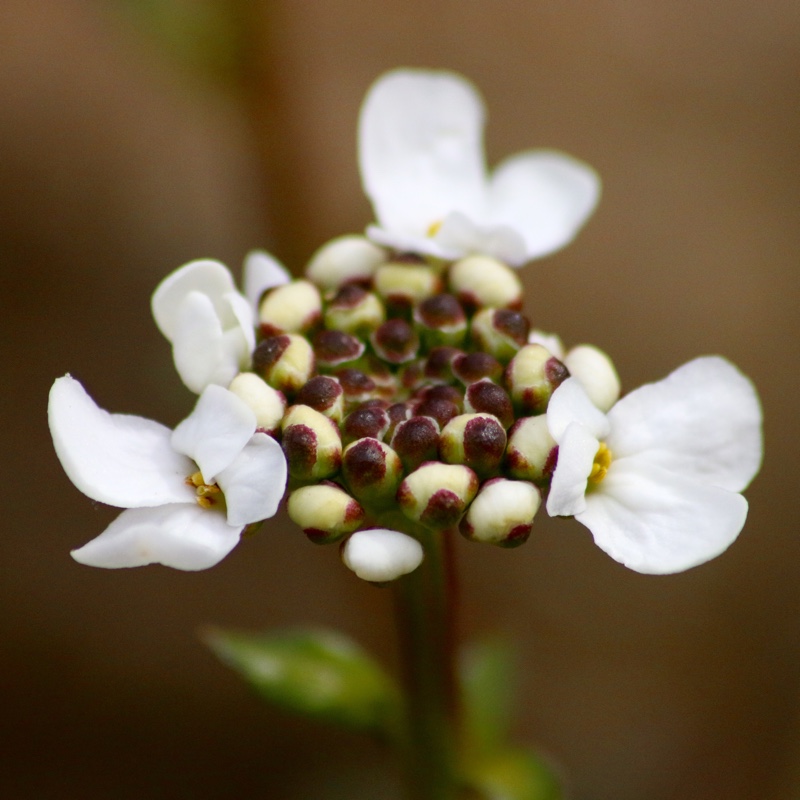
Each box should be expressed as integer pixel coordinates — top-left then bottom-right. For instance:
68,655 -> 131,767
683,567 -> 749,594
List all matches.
203,627 -> 402,739
459,637 -> 516,755
463,748 -> 564,800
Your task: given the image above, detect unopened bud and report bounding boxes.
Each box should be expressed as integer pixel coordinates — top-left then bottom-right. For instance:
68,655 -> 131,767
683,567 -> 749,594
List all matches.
374,260 -> 442,307
305,234 -> 386,290
413,294 -> 467,348
253,334 -> 315,395
452,351 -> 503,385
336,368 -> 379,406
398,463 -> 479,530
341,403 -> 390,445
563,345 -> 620,412
313,329 -> 366,371
370,319 -> 420,364
258,279 -> 321,336
424,346 -> 464,383
295,375 -> 345,423
227,372 -> 286,434
460,478 -> 540,547
391,416 -> 441,472
439,413 -> 507,477
464,379 -> 514,429
413,394 -> 460,428
287,483 -> 365,544
471,308 -> 530,363
342,529 -> 424,583
505,344 -> 569,415
341,438 -> 403,509
281,404 -> 342,480
385,402 -> 412,440
324,285 -> 386,335
448,255 -> 523,310
505,415 -> 558,484
398,359 -> 426,392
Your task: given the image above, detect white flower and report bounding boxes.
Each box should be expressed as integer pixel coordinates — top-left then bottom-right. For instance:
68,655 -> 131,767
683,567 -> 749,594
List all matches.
545,357 -> 762,574
342,529 -> 424,582
49,375 -> 287,570
151,254 -> 290,394
358,68 -> 600,267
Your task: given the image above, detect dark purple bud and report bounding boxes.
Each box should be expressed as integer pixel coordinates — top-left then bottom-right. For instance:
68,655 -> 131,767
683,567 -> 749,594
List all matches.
341,437 -> 403,509
464,379 -> 514,429
413,293 -> 467,348
370,318 -> 420,364
390,416 -> 441,472
313,329 -> 365,370
452,351 -> 503,384
341,404 -> 391,445
424,346 -> 464,383
295,375 -> 344,422
439,413 -> 507,478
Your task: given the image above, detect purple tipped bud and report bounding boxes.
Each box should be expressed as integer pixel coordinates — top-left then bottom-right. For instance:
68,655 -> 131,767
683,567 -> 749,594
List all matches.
324,285 -> 386,335
287,483 -> 365,544
391,416 -> 441,472
341,437 -> 404,509
374,261 -> 442,308
253,334 -> 315,395
413,293 -> 467,348
305,234 -> 386,291
439,413 -> 507,478
424,346 -> 464,383
258,279 -> 321,336
397,463 -> 479,531
471,308 -> 531,363
460,478 -> 541,547
464,379 -> 514,429
505,344 -> 570,415
448,255 -> 523,311
385,402 -> 412,440
281,405 -> 342,480
370,318 -> 420,364
413,396 -> 460,428
398,359 -> 426,392
505,416 -> 558,485
336,368 -> 379,406
295,375 -> 345,423
341,404 -> 391,445
452,351 -> 503,385
313,329 -> 365,371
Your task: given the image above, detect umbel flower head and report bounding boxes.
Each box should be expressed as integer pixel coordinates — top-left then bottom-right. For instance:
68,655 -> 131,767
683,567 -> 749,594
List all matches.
48,67 -> 763,582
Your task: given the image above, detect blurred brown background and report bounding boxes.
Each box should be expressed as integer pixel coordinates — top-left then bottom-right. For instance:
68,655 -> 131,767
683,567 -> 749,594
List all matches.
1,1 -> 798,798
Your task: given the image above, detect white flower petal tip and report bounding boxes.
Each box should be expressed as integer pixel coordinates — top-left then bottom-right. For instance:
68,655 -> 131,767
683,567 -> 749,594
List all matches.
546,358 -> 762,574
342,529 -> 424,583
242,250 -> 291,316
358,68 -> 600,266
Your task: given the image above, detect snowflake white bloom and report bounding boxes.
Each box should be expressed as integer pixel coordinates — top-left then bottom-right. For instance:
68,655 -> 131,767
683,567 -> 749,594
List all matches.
49,375 -> 287,570
545,357 -> 762,574
342,528 -> 424,582
151,254 -> 291,394
358,68 -> 600,267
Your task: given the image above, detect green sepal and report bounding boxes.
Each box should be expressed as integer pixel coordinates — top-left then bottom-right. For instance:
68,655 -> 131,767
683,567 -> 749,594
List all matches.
462,748 -> 563,800
203,627 -> 402,740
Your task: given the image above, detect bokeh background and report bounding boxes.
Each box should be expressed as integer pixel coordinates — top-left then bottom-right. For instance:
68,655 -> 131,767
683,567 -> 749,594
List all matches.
2,1 -> 798,798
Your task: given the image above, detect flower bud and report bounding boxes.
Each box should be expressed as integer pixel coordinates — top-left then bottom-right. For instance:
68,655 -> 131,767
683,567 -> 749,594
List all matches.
505,344 -> 569,415
336,368 -> 379,406
258,279 -> 321,336
505,415 -> 558,484
341,437 -> 403,509
227,372 -> 286,434
305,234 -> 386,291
281,404 -> 342,480
370,319 -> 420,364
324,285 -> 386,335
295,375 -> 345,423
313,329 -> 365,371
413,394 -> 460,428
563,344 -> 620,412
460,478 -> 540,547
385,402 -> 412,440
342,529 -> 424,583
413,294 -> 467,348
439,413 -> 507,477
397,359 -> 426,392
448,255 -> 523,310
391,416 -> 441,472
341,403 -> 390,445
358,354 -> 398,398
452,351 -> 503,385
424,346 -> 464,383
398,463 -> 479,530
470,308 -> 530,363
253,334 -> 315,395
374,260 -> 442,307
287,483 -> 365,544
464,379 -> 514,429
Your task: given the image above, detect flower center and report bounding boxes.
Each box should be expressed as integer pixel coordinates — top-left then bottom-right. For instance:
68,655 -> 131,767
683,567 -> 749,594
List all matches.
426,219 -> 443,237
186,471 -> 226,510
588,442 -> 612,485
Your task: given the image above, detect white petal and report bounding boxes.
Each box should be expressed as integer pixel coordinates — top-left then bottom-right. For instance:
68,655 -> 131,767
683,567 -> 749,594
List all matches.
217,433 -> 287,527
546,422 -> 598,517
576,460 -> 749,574
563,344 -> 620,413
607,356 -> 763,492
171,385 -> 256,482
547,378 -> 610,443
70,504 -> 241,570
434,211 -> 528,265
342,528 -> 424,582
527,329 -> 565,359
242,250 -> 291,317
359,69 -> 487,241
487,150 -> 600,263
151,259 -> 237,341
222,291 -> 256,354
366,224 -> 462,260
49,376 -> 194,508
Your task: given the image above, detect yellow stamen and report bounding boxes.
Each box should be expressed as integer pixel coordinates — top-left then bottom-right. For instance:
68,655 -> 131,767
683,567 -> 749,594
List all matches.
588,442 -> 613,485
426,219 -> 443,237
186,471 -> 223,509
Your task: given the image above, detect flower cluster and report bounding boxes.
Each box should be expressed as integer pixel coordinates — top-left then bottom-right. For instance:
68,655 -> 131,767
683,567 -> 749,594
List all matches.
49,68 -> 762,580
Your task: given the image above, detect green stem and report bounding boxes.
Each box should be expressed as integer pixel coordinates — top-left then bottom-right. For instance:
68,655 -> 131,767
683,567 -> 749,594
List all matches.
393,525 -> 460,800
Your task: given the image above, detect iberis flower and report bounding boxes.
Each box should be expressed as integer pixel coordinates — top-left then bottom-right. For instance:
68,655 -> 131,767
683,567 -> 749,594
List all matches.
49,376 -> 287,570
358,68 -> 600,266
546,357 -> 763,574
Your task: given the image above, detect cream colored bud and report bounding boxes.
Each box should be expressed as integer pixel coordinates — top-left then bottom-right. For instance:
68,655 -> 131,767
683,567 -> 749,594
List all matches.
253,334 -> 315,395
448,255 -> 523,310
460,478 -> 540,547
281,404 -> 342,480
287,484 -> 364,544
306,235 -> 386,290
324,286 -> 386,335
563,345 -> 620,412
374,262 -> 441,305
439,413 -> 507,477
398,463 -> 478,530
470,308 -> 530,363
341,437 -> 403,509
258,279 -> 321,335
342,529 -> 424,583
505,344 -> 569,415
505,415 -> 557,484
227,372 -> 286,433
